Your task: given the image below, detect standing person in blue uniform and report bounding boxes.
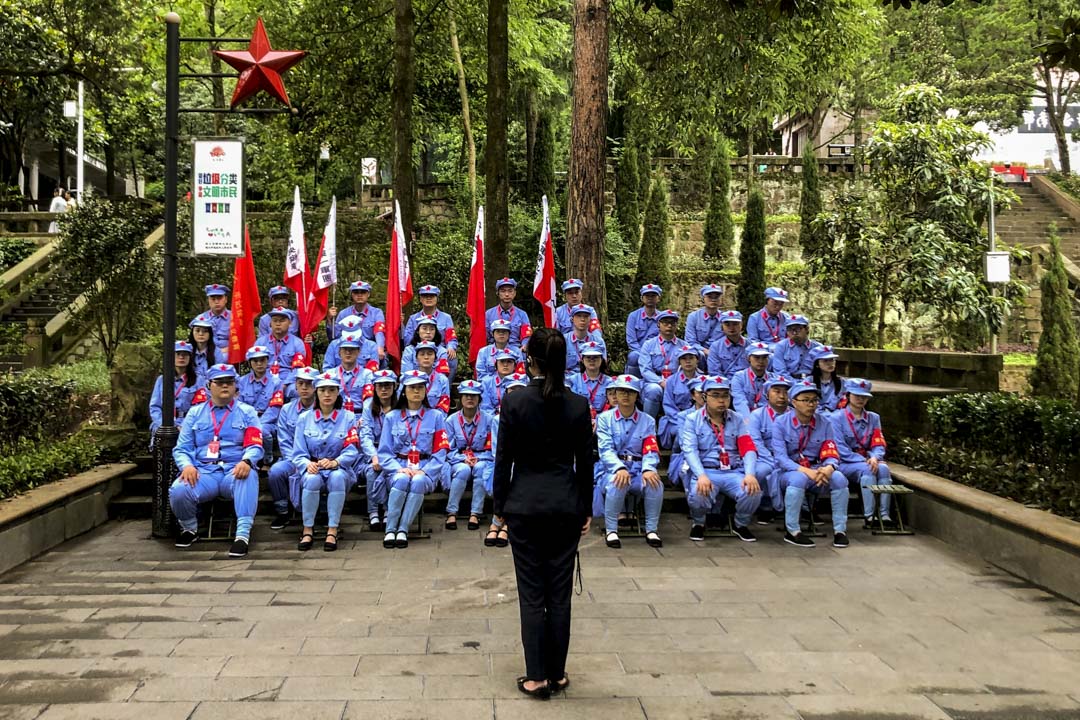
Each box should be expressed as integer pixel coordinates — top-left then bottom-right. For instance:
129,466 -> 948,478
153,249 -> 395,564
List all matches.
188,317 -> 225,385
481,349 -> 520,414
747,375 -> 792,522
597,375 -> 663,548
810,345 -> 843,414
659,345 -> 703,448
474,319 -> 523,380
564,304 -> 606,370
193,283 -> 232,349
293,373 -> 360,551
771,379 -> 849,548
746,287 -> 791,344
483,373 -> 528,547
485,278 -> 533,348
684,284 -> 726,358
402,285 -> 459,378
255,309 -> 308,389
707,310 -> 749,377
267,366 -> 317,530
638,309 -> 684,419
400,317 -> 451,376
413,342 -> 451,414
324,316 -> 381,372
830,378 -> 893,527
327,280 -> 388,362
555,279 -> 598,334
624,284 -> 662,377
170,364 -> 264,557
258,286 -> 300,337
443,380 -> 493,531
731,342 -> 774,418
568,344 -> 611,419
679,376 -> 762,542
666,376 -> 705,491
360,369 -> 398,532
769,315 -> 821,379
236,345 -> 284,463
378,370 -> 450,548
326,334 -> 373,412
150,341 -> 199,446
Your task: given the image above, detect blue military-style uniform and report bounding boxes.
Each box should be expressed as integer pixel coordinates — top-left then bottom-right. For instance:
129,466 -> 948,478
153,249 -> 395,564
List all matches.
254,329 -> 308,387
625,283 -> 663,377
554,279 -> 597,335
149,342 -> 200,446
684,284 -> 727,351
330,281 -> 388,352
707,310 -> 749,376
378,396 -> 450,540
638,313 -> 684,419
830,378 -> 892,521
569,371 -> 613,418
402,289 -> 458,376
731,356 -> 773,418
359,369 -> 399,526
473,339 -> 522,381
747,376 -> 792,513
323,327 -> 381,372
292,387 -> 361,530
267,372 -> 317,517
443,382 -> 494,519
258,286 -> 300,337
236,351 -> 284,460
195,283 -> 231,349
485,279 -> 532,347
660,362 -> 703,448
564,332 -> 607,370
400,342 -> 451,377
769,318 -> 821,378
809,345 -> 842,414
746,287 -> 791,343
597,376 -> 663,537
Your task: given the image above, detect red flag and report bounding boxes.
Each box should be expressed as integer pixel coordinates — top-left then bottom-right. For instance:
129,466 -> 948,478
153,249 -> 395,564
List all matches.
227,227 -> 261,364
466,206 -> 487,364
533,195 -> 557,328
385,199 -> 413,369
283,185 -> 310,328
304,196 -> 337,336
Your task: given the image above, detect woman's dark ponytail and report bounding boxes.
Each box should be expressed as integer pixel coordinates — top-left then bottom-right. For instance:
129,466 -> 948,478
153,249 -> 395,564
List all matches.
528,327 -> 566,401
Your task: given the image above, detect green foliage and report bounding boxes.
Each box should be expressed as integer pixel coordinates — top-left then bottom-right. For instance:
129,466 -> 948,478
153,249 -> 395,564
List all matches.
896,392 -> 1080,520
702,138 -> 734,262
1004,352 -> 1036,366
635,176 -> 672,294
1048,172 -> 1080,202
798,143 -> 823,260
1029,231 -> 1080,402
0,434 -> 100,501
737,189 -> 767,320
0,238 -> 35,271
0,372 -> 76,450
615,142 -> 641,254
814,194 -> 875,346
23,357 -> 111,397
530,112 -> 557,203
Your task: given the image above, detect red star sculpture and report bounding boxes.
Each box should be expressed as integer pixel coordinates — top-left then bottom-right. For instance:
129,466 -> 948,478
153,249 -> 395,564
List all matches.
213,18 -> 306,108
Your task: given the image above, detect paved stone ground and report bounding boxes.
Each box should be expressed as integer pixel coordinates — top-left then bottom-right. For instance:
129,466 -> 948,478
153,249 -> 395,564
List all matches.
1,515 -> 1079,720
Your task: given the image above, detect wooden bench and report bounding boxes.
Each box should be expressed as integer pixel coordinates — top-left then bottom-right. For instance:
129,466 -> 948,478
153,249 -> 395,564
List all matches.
869,484 -> 914,535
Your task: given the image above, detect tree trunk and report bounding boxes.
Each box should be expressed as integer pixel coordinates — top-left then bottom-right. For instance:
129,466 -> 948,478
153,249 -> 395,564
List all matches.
525,86 -> 538,200
104,142 -> 116,197
1040,62 -> 1073,175
566,0 -> 609,323
203,0 -> 226,135
448,12 -> 476,218
876,272 -> 890,349
485,0 -> 510,298
393,0 -> 417,240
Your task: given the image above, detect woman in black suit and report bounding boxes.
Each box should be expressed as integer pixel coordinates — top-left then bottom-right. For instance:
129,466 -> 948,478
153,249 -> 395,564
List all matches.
493,326 -> 594,700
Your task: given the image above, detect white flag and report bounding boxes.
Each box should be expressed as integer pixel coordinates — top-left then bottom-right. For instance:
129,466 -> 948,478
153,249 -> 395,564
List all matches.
315,197 -> 337,290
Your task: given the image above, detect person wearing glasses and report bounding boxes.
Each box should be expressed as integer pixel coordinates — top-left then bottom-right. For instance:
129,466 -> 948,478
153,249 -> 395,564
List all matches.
769,315 -> 821,379
747,375 -> 792,524
830,379 -> 895,528
730,342 -> 774,418
771,379 -> 850,548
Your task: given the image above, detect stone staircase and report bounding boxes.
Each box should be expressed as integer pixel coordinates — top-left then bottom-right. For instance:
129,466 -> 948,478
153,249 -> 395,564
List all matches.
997,182 -> 1080,254
0,269 -> 82,374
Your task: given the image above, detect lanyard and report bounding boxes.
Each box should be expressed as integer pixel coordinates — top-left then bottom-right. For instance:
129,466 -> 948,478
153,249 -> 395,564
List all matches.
748,370 -> 764,405
496,377 -> 504,405
616,411 -> 636,451
210,405 -> 232,439
709,417 -> 726,449
584,373 -> 603,407
459,414 -> 480,449
658,337 -> 671,369
403,409 -> 425,448
174,377 -> 187,400
339,367 -> 360,395
796,417 -> 815,456
762,311 -> 780,341
500,306 -> 516,324
845,410 -> 872,450
269,336 -> 286,360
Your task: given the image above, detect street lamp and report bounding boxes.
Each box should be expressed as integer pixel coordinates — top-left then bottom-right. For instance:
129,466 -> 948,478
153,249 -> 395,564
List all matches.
62,82 -> 84,200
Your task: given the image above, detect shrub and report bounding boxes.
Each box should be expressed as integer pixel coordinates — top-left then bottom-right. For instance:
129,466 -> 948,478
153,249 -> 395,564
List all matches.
0,434 -> 100,500
0,237 -> 35,271
702,138 -> 734,263
798,143 -> 823,260
737,189 -> 767,320
635,176 -> 672,294
615,141 -> 641,253
1029,231 -> 1080,402
23,357 -> 111,397
0,372 -> 77,450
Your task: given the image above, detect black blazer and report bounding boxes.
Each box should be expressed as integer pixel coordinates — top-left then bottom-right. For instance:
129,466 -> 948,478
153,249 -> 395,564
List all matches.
493,378 -> 594,518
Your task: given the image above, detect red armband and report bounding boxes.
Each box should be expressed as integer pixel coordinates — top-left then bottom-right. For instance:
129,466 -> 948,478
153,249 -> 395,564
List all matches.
290,352 -> 306,368
362,383 -> 374,400
521,323 -> 533,338
736,434 -> 758,457
243,426 -> 263,448
435,358 -> 450,376
642,435 -> 659,456
483,431 -> 492,450
819,439 -> 840,461
437,395 -> 451,414
444,327 -> 456,342
192,388 -> 208,405
365,359 -> 379,372
515,361 -> 526,375
588,318 -> 601,333
344,427 -> 360,447
373,320 -> 386,335
434,429 -> 450,451
870,428 -> 887,449
268,389 -> 284,408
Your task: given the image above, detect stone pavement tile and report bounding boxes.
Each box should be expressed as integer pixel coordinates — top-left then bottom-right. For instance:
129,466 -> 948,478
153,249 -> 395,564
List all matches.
793,631 -> 928,653
651,602 -> 768,619
95,570 -> 196,582
165,593 -> 274,606
341,699 -> 494,719
202,605 -> 321,621
929,693 -> 1080,720
10,623 -> 136,640
221,655 -> 360,677
82,656 -> 228,678
718,617 -> 845,635
530,632 -> 678,653
247,558 -> 348,570
693,588 -> 799,604
747,650 -> 897,674
567,603 -> 656,618
131,677 -> 284,701
878,649 -> 1080,676
698,672 -> 847,696
421,673 -> 524,699
489,652 -> 621,675
219,581 -> 336,594
319,605 -> 431,622
0,659 -> 95,679
558,671 -> 707,698
600,618 -> 719,635
761,600 -> 882,618
0,609 -> 97,624
190,702 -> 347,720
37,638 -> 180,658
0,679 -> 139,704
493,698 -> 646,720
172,638 -> 303,657
277,675 -> 423,700
832,614 -> 965,637
87,606 -> 209,622
429,602 -> 519,619
589,590 -> 700,604
127,621 -> 253,639
0,706 -> 46,720
1039,631 -> 1080,650
249,620 -> 372,639
299,636 -> 426,655
368,619 -> 490,637
427,635 -> 522,654
909,627 -> 1056,653
354,653 -> 489,676
670,631 -> 803,653
618,652 -> 756,675
0,625 -> 13,637
949,615 -> 1079,635
789,694 -> 952,720
125,582 -> 232,594
36,702 -> 196,720
730,575 -> 847,591
639,696 -> 801,719
632,576 -> 737,591
957,666 -> 1080,696
834,672 -> 989,695
152,560 -> 251,572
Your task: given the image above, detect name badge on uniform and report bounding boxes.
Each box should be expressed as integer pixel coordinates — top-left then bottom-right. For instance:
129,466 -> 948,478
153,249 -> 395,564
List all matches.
719,449 -> 731,470
344,400 -> 354,412
206,437 -> 221,459
408,444 -> 421,469
464,448 -> 476,462
798,455 -> 811,468
661,369 -> 673,379
270,363 -> 281,375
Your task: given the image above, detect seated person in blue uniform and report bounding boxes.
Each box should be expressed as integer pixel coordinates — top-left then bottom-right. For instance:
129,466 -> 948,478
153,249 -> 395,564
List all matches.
731,342 -> 774,418
810,345 -> 843,415
667,376 -> 705,491
564,304 -> 606,370
771,379 -> 850,549
360,369 -> 399,532
413,342 -> 451,414
293,372 -> 361,552
443,380 -> 494,532
707,310 -> 749,377
485,277 -> 532,348
684,284 -> 726,358
568,343 -> 611,419
325,334 -> 373,412
659,344 -> 703,448
236,345 -> 284,464
170,363 -> 264,557
255,309 -> 308,389
474,319 -> 523,380
747,375 -> 792,523
267,366 -> 318,530
150,341 -> 199,447
769,315 -> 821,379
481,350 -> 519,414
679,375 -> 762,543
624,283 -> 662,377
402,285 -> 459,378
258,286 -> 300,338
830,378 -> 894,528
324,316 -> 380,372
638,309 -> 685,419
596,375 -> 663,549
188,317 -> 226,385
328,280 -> 387,361
401,317 -> 451,376
378,370 -> 450,549
747,286 -> 790,344
555,278 -> 598,334
482,374 -> 528,548
192,283 -> 232,349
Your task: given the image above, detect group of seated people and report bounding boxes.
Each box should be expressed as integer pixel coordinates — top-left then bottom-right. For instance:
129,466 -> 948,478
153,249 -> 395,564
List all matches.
149,277 -> 894,558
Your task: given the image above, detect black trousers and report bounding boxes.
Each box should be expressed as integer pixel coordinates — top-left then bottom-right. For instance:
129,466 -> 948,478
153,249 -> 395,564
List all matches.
504,513 -> 582,681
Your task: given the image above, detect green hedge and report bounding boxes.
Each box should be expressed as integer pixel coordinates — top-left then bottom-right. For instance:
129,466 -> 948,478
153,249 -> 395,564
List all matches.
0,373 -> 77,450
895,393 -> 1080,520
0,435 -> 100,500
0,237 -> 36,271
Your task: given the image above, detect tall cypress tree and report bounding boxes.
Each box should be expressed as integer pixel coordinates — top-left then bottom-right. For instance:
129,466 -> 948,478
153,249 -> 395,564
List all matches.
702,138 -> 734,262
738,188 -> 767,321
531,112 -> 556,203
616,141 -> 641,252
635,175 -> 672,292
798,143 -> 823,261
1030,230 -> 1080,401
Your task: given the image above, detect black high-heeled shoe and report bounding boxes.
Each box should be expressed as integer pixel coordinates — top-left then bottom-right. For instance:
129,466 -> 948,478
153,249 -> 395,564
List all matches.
548,675 -> 570,695
516,676 -> 550,700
